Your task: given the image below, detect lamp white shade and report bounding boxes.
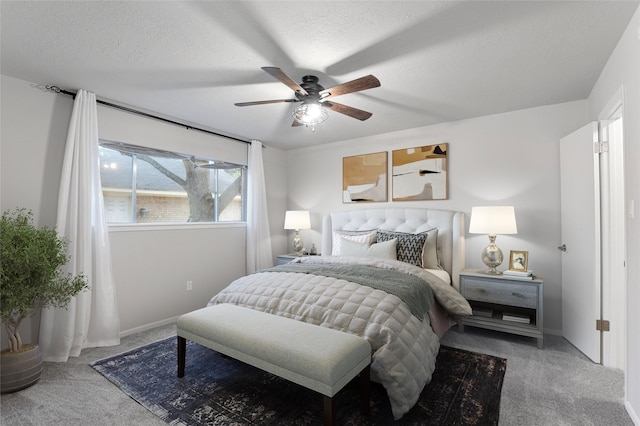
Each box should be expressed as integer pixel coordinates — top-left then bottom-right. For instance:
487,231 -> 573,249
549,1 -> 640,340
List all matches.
469,206 -> 517,235
284,210 -> 311,230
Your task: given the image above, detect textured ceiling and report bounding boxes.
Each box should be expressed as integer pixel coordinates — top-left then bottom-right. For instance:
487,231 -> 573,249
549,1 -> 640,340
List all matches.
1,1 -> 638,150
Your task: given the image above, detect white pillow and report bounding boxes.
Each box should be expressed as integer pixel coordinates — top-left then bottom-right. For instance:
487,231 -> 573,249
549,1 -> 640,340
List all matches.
339,238 -> 397,260
332,230 -> 377,255
425,268 -> 451,284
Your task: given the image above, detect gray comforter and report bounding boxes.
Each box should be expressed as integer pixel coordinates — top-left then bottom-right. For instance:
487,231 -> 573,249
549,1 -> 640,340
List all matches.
208,256 -> 471,419
266,263 -> 436,319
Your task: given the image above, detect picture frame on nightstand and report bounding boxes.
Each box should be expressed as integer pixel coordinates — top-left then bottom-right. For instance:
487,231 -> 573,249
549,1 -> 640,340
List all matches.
509,250 -> 528,271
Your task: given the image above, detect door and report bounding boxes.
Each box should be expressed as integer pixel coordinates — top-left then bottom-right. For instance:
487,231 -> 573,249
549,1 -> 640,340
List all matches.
104,195 -> 131,223
560,122 -> 601,363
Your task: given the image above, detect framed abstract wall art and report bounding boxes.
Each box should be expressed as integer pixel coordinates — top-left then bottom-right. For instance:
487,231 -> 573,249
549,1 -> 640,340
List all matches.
392,143 -> 448,201
342,151 -> 388,203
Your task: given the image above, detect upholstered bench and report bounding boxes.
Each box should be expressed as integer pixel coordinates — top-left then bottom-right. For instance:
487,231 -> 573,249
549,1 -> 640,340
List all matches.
176,303 -> 371,426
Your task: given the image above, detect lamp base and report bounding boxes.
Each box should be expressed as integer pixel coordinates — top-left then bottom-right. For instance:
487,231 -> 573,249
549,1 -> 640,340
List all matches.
291,230 -> 304,255
481,234 -> 503,274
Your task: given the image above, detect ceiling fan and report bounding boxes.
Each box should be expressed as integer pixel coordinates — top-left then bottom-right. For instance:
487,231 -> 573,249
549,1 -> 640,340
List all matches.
235,67 -> 381,128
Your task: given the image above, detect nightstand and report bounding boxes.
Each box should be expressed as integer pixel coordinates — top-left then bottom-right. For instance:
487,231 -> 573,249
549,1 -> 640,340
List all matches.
459,269 -> 544,348
276,254 -> 320,265
276,254 -> 298,265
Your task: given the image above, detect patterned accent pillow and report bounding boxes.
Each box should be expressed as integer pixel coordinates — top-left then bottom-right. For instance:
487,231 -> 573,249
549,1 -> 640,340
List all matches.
376,229 -> 441,269
332,230 -> 377,256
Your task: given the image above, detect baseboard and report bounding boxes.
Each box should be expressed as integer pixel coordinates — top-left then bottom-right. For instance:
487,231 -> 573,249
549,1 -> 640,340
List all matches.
626,401 -> 640,426
119,316 -> 179,338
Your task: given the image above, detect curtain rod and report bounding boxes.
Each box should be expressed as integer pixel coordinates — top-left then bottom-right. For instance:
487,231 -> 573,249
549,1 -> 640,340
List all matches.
46,85 -> 251,145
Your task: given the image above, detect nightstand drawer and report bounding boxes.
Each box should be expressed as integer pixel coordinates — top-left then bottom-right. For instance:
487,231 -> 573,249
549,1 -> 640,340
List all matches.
462,278 -> 537,309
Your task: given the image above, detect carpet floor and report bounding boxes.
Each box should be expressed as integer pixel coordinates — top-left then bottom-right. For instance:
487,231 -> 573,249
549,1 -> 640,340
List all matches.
90,337 -> 506,425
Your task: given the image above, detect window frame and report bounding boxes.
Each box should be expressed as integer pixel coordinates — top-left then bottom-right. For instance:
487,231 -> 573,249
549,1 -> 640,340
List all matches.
99,140 -> 247,226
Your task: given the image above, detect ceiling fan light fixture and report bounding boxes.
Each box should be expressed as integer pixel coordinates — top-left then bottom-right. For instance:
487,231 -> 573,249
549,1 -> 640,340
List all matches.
293,102 -> 328,127
236,67 -> 379,128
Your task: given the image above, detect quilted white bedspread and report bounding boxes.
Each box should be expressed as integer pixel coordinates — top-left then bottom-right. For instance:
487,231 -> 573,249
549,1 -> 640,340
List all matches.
207,256 -> 471,419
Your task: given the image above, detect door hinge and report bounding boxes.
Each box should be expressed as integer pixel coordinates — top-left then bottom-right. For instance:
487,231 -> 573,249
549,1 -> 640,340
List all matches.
594,141 -> 609,154
596,319 -> 610,332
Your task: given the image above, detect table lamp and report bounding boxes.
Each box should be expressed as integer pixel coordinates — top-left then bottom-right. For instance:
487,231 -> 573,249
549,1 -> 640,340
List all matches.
469,206 -> 517,274
284,210 -> 311,255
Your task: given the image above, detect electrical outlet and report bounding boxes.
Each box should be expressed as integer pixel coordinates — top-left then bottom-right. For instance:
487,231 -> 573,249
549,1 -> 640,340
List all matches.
186,280 -> 193,291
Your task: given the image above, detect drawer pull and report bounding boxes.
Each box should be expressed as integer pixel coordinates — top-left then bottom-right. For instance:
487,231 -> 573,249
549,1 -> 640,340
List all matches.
512,292 -> 525,298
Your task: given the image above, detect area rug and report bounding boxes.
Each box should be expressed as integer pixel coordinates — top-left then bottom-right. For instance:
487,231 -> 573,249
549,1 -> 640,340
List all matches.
90,337 -> 506,425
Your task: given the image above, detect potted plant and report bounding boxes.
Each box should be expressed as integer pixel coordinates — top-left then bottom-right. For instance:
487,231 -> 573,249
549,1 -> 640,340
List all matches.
0,208 -> 89,393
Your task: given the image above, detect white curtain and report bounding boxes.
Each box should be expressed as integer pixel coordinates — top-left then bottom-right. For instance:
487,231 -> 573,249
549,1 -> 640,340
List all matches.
39,90 -> 120,362
246,140 -> 273,273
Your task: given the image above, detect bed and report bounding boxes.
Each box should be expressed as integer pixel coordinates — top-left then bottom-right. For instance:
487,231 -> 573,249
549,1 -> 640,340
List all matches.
208,207 -> 472,419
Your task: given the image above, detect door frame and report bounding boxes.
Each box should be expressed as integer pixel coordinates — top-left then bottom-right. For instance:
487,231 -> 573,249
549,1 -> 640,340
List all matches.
598,87 -> 627,370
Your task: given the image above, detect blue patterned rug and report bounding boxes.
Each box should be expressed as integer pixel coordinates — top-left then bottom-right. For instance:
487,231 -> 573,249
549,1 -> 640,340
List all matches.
90,337 -> 505,425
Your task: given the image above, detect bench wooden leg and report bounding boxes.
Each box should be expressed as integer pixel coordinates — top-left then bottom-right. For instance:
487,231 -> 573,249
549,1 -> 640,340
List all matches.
177,336 -> 186,378
323,395 -> 335,426
360,364 -> 370,416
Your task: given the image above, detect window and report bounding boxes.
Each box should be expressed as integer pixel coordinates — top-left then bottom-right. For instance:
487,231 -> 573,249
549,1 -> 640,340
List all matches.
99,141 -> 245,224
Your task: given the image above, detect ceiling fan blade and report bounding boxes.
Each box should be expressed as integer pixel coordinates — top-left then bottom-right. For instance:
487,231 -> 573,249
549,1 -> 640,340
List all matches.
322,101 -> 373,121
319,75 -> 380,99
262,67 -> 308,96
291,120 -> 303,127
235,99 -> 298,106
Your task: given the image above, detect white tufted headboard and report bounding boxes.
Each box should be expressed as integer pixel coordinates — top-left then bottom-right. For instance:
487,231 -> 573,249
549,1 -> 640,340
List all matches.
322,208 -> 466,290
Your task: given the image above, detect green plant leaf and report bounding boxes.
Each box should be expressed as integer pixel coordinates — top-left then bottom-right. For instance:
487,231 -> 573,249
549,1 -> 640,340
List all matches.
1,208 -> 89,351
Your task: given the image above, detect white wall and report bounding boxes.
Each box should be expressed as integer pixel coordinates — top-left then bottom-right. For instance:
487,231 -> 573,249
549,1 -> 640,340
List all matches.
286,101 -> 588,334
98,106 -> 248,166
1,75 -> 73,346
0,77 -> 71,225
0,75 -> 287,347
109,224 -> 245,333
588,6 -> 640,423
